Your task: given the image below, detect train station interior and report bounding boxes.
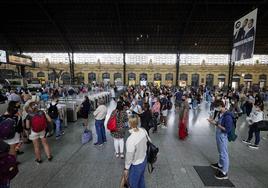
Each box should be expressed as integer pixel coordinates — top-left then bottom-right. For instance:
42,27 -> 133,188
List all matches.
0,0 -> 268,188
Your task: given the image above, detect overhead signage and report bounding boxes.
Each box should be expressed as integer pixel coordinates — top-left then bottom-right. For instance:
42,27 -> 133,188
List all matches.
232,9 -> 258,62
8,54 -> 33,66
0,50 -> 7,63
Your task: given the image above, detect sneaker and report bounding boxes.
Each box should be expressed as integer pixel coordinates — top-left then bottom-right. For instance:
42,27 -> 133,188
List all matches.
210,163 -> 222,170
61,131 -> 65,135
35,159 -> 43,164
115,153 -> 119,158
248,144 -> 259,149
94,142 -> 99,145
215,170 -> 228,180
56,136 -> 61,140
48,156 -> 53,162
242,139 -> 251,144
120,154 -> 124,159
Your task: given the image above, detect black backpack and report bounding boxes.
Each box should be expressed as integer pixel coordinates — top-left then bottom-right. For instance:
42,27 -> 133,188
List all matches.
144,130 -> 159,173
48,103 -> 59,119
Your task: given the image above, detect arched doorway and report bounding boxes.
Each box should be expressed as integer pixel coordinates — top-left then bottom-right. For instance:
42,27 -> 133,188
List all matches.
88,72 -> 96,83
140,73 -> 147,86
259,74 -> 267,90
206,74 -> 214,89
232,74 -> 240,89
25,72 -> 34,79
180,73 -> 188,87
61,72 -> 71,85
244,74 -> 252,90
76,72 -> 85,84
218,74 -> 226,88
191,74 -> 199,88
128,73 -> 136,86
165,73 -> 173,86
153,73 -> 162,87
114,72 -> 122,86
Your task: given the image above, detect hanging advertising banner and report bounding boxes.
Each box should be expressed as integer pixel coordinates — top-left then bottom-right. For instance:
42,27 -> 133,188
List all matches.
0,50 -> 7,63
232,9 -> 258,62
8,54 -> 33,66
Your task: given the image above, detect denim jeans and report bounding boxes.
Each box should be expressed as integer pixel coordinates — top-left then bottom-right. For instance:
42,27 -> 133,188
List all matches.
129,158 -> 147,188
216,128 -> 229,174
0,182 -> 10,188
53,117 -> 62,137
95,119 -> 106,144
247,125 -> 260,145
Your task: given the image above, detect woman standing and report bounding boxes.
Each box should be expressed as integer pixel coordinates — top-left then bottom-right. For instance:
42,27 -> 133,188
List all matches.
124,115 -> 150,188
242,103 -> 264,149
0,101 -> 23,157
109,101 -> 128,159
80,96 -> 91,129
178,95 -> 189,140
151,97 -> 161,133
135,103 -> 152,135
26,102 -> 53,164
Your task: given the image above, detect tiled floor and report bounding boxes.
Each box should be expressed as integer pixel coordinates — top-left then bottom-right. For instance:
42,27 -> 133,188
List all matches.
11,101 -> 268,188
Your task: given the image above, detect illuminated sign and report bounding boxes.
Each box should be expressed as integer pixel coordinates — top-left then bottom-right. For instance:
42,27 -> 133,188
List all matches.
0,50 -> 7,63
8,54 -> 32,66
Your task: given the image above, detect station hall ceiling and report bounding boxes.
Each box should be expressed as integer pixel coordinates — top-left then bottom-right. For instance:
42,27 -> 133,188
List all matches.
0,0 -> 268,54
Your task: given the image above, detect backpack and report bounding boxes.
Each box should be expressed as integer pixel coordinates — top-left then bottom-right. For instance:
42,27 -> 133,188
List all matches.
31,111 -> 47,133
223,113 -> 237,142
0,117 -> 17,140
107,112 -> 117,132
144,129 -> 159,173
0,153 -> 18,181
48,103 -> 59,119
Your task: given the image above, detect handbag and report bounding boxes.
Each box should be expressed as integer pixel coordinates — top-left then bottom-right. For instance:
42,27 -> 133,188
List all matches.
107,112 -> 117,132
254,120 -> 268,131
119,172 -> 129,188
143,129 -> 159,173
81,129 -> 92,145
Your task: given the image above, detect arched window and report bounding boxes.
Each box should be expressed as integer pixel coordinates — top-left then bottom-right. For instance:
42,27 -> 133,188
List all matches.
244,74 -> 252,80
102,72 -> 110,80
180,73 -> 188,81
191,74 -> 199,87
154,73 -> 161,81
61,72 -> 70,84
88,72 -> 96,82
114,73 -> 122,80
165,73 -> 173,81
259,74 -> 267,81
25,72 -> 33,79
37,72 -> 45,77
76,72 -> 84,83
128,73 -> 136,80
48,72 -> 56,81
140,73 -> 147,81
206,74 -> 214,88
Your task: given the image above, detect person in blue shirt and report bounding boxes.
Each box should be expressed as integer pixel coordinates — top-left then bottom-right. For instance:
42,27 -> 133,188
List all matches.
208,101 -> 234,180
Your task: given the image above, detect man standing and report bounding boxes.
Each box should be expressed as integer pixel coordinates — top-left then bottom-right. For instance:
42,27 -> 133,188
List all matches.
208,101 -> 234,180
93,99 -> 107,146
244,18 -> 255,59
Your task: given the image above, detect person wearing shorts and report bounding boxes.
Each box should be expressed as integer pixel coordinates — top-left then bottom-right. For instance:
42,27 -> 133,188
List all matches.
26,102 -> 53,164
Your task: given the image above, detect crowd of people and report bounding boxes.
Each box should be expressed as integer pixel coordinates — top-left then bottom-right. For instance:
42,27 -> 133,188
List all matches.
0,83 -> 268,187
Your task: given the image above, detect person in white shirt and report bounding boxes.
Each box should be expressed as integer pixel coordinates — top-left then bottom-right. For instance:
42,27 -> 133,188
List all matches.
124,114 -> 150,188
93,99 -> 107,146
242,103 -> 264,149
130,99 -> 142,114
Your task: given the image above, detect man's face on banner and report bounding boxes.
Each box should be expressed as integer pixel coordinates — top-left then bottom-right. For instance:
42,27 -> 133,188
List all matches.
248,19 -> 254,29
242,19 -> 248,27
